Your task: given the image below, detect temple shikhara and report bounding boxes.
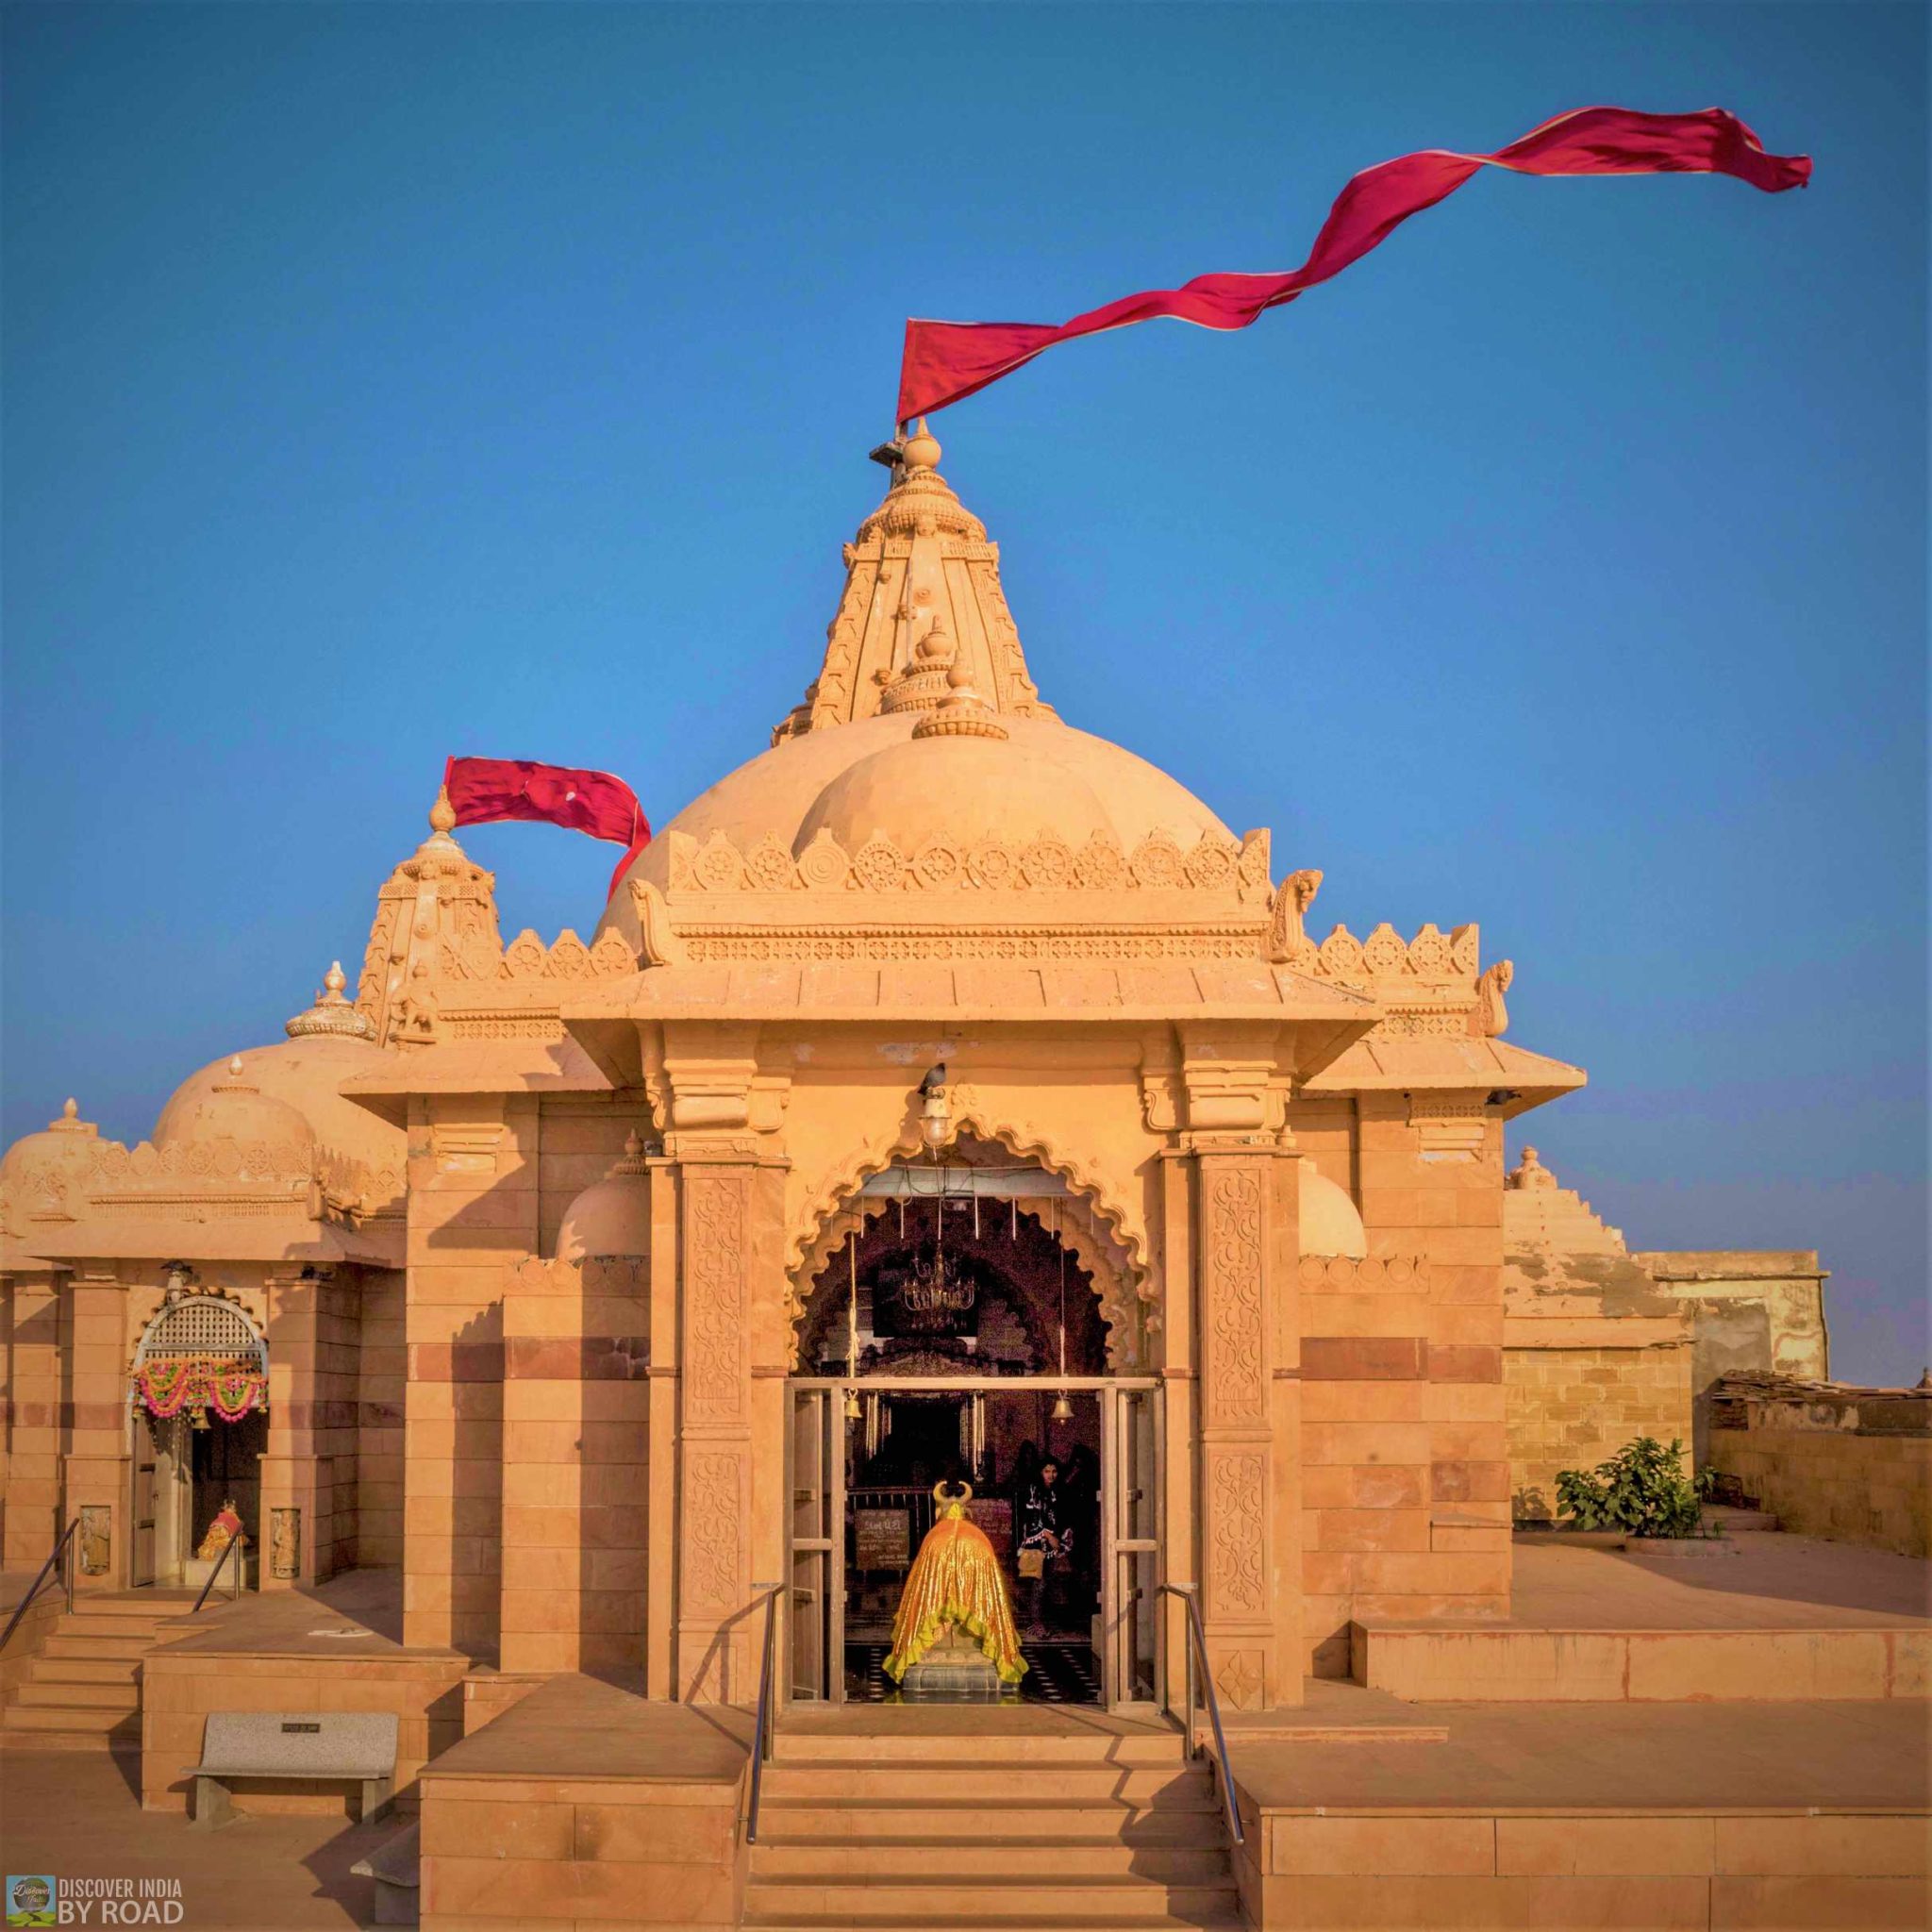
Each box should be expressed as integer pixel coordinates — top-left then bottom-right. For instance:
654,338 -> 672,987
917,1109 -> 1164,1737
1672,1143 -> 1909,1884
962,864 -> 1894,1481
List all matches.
1,426 -> 1922,1932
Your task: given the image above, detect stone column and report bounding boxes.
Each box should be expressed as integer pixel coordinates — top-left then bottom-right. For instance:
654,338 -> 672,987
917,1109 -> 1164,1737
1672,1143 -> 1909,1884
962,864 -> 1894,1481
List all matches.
403,1094 -> 531,1659
674,1154 -> 758,1701
261,1269 -> 329,1591
3,1276 -> 63,1572
60,1271 -> 129,1594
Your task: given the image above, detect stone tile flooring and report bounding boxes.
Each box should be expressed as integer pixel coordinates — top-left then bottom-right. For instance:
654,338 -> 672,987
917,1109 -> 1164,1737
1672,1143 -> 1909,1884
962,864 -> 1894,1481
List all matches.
0,1748 -> 391,1929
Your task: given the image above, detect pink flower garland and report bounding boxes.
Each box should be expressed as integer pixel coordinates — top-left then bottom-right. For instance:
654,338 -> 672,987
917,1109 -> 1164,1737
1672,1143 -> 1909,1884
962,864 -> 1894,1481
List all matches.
133,1357 -> 266,1424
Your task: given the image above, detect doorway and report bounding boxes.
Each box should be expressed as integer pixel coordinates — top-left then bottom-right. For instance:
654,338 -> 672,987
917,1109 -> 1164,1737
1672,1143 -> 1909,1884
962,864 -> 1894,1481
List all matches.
787,1377 -> 1160,1708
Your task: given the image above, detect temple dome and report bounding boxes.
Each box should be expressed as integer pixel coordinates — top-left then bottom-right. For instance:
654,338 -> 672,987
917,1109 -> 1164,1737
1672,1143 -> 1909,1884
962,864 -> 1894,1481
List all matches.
154,1034 -> 399,1170
795,727 -> 1116,859
155,1057 -> 317,1158
557,1135 -> 652,1263
1299,1159 -> 1368,1259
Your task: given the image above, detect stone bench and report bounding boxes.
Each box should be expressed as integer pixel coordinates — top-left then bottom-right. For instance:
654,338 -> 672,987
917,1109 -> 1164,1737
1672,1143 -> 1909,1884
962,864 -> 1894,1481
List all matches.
185,1711 -> 398,1830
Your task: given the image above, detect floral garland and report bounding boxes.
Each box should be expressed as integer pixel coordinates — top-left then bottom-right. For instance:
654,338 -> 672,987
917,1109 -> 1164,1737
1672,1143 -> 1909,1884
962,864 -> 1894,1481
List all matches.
133,1357 -> 267,1425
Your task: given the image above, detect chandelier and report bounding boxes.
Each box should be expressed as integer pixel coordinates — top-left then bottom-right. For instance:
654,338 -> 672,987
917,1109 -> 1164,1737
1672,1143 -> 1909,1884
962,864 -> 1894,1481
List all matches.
899,1245 -> 975,1319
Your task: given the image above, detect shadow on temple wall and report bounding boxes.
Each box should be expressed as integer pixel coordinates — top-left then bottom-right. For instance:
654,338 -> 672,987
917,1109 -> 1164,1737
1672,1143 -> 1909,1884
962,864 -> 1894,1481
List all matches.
681,1592 -> 766,1707
450,1300 -> 504,1668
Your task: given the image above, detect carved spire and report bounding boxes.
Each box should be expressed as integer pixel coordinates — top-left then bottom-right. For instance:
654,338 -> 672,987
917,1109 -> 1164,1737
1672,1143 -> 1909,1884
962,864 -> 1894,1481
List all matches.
353,789 -> 505,1046
774,423 -> 1054,741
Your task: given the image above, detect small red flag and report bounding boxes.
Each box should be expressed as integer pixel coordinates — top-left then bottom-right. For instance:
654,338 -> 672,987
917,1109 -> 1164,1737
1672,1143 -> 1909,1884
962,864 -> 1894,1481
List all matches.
898,106 -> 1810,422
442,756 -> 652,898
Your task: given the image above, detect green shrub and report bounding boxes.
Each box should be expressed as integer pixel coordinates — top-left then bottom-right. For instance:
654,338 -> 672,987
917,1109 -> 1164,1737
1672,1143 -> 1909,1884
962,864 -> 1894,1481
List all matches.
1553,1436 -> 1706,1538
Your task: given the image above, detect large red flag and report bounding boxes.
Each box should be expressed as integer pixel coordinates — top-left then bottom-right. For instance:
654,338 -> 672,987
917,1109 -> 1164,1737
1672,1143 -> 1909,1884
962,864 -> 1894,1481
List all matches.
898,106 -> 1810,422
442,756 -> 652,898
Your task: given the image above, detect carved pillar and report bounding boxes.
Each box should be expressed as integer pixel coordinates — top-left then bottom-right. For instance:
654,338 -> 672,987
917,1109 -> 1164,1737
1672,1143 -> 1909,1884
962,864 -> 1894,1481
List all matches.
1181,1023 -> 1302,1711
261,1269 -> 327,1591
674,1156 -> 756,1700
1194,1153 -> 1274,1708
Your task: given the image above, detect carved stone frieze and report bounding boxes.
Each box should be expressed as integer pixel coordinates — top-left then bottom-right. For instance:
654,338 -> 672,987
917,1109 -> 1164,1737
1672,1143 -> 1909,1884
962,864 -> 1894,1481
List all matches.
682,1447 -> 743,1612
659,824 -> 1269,902
1208,1449 -> 1266,1618
1288,919 -> 1480,989
683,1170 -> 750,1426
1201,1164 -> 1266,1425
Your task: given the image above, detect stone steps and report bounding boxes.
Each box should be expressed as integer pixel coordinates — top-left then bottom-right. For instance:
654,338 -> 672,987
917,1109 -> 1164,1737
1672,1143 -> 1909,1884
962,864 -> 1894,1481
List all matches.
0,1590 -> 181,1754
760,1761 -> 1214,1803
25,1657 -> 141,1686
8,1679 -> 138,1710
774,1731 -> 1184,1766
754,1841 -> 1231,1881
744,1730 -> 1236,1932
744,1914 -> 1245,1932
759,1801 -> 1223,1841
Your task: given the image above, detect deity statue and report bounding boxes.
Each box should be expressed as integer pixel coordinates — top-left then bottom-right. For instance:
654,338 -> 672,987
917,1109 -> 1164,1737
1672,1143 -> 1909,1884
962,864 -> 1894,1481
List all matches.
195,1497 -> 245,1562
882,1482 -> 1026,1690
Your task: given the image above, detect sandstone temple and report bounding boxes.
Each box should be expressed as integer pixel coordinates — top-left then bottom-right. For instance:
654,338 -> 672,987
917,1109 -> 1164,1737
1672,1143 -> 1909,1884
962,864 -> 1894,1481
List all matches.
2,425 -> 1920,1932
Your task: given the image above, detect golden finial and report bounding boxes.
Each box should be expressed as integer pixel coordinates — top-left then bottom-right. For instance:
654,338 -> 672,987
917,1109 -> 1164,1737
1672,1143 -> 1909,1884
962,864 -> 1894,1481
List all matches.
428,786 -> 458,836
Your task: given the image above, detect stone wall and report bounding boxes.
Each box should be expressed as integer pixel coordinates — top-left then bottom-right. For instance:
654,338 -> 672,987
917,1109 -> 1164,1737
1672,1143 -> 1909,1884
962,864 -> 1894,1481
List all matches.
1707,1374 -> 1931,1558
1296,1097 -> 1511,1679
1504,1337 -> 1694,1522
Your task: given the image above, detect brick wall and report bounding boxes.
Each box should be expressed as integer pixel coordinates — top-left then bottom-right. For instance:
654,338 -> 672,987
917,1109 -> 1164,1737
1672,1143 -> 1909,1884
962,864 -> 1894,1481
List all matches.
1505,1342 -> 1694,1523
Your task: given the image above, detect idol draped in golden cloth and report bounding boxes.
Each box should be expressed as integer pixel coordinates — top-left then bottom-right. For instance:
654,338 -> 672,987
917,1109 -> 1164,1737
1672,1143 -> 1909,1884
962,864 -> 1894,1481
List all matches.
882,1482 -> 1027,1685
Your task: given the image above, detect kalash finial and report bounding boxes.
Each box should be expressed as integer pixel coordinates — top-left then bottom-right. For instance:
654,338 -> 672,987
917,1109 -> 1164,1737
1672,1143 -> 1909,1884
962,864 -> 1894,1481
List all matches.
429,786 -> 458,836
287,958 -> 377,1041
900,418 -> 941,472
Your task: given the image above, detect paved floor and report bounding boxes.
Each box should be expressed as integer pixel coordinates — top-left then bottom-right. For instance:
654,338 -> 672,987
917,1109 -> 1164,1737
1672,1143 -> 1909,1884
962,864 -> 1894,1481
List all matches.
1231,1697 -> 1932,1813
0,1749 -> 391,1929
1507,1532 -> 1932,1631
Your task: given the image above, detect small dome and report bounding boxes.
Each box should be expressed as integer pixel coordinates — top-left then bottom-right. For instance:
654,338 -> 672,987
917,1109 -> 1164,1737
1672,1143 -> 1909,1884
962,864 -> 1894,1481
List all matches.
156,1057 -> 316,1158
557,1134 -> 652,1263
0,1099 -> 101,1224
795,729 -> 1115,861
1299,1159 -> 1367,1259
154,1035 -> 400,1170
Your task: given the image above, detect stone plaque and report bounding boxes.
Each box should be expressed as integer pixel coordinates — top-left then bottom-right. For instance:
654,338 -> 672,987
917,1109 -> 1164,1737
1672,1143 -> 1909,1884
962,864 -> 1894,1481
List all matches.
855,1507 -> 910,1572
965,1496 -> 1012,1562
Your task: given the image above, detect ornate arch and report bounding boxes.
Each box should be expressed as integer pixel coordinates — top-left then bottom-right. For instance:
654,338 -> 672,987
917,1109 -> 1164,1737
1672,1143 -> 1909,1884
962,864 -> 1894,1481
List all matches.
786,1085 -> 1158,1369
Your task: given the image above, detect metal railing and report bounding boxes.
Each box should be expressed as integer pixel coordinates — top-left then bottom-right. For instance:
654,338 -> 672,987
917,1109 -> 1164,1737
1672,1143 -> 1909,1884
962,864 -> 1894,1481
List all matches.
191,1533 -> 247,1613
1158,1581 -> 1243,1846
0,1517 -> 79,1657
743,1580 -> 783,1845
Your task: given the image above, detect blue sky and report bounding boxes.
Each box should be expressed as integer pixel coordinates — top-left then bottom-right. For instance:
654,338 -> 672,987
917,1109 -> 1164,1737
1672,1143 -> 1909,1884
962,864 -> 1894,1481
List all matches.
4,4 -> 1924,1381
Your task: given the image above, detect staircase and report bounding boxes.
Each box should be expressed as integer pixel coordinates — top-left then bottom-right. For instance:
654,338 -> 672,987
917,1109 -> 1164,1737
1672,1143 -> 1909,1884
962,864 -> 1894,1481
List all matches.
1,1591 -> 192,1755
743,1725 -> 1241,1931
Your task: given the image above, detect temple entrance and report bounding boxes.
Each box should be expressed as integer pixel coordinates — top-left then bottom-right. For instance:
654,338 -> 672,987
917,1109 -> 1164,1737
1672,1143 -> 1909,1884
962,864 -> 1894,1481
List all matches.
127,1286 -> 268,1590
785,1153 -> 1161,1710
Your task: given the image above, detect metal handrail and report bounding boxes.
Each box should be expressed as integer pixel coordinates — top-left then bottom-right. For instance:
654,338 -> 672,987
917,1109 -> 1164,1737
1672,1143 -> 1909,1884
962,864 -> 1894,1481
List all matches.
0,1517 -> 79,1657
743,1580 -> 783,1845
191,1532 -> 247,1613
1157,1582 -> 1243,1846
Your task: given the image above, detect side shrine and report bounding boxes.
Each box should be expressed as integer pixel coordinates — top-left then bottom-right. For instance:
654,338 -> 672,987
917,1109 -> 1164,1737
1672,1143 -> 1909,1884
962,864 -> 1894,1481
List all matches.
4,428 -> 1912,1932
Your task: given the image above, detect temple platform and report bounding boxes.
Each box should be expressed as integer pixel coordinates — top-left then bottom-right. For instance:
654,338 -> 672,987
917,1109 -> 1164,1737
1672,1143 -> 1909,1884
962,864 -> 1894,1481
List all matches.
1356,1530 -> 1932,1702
